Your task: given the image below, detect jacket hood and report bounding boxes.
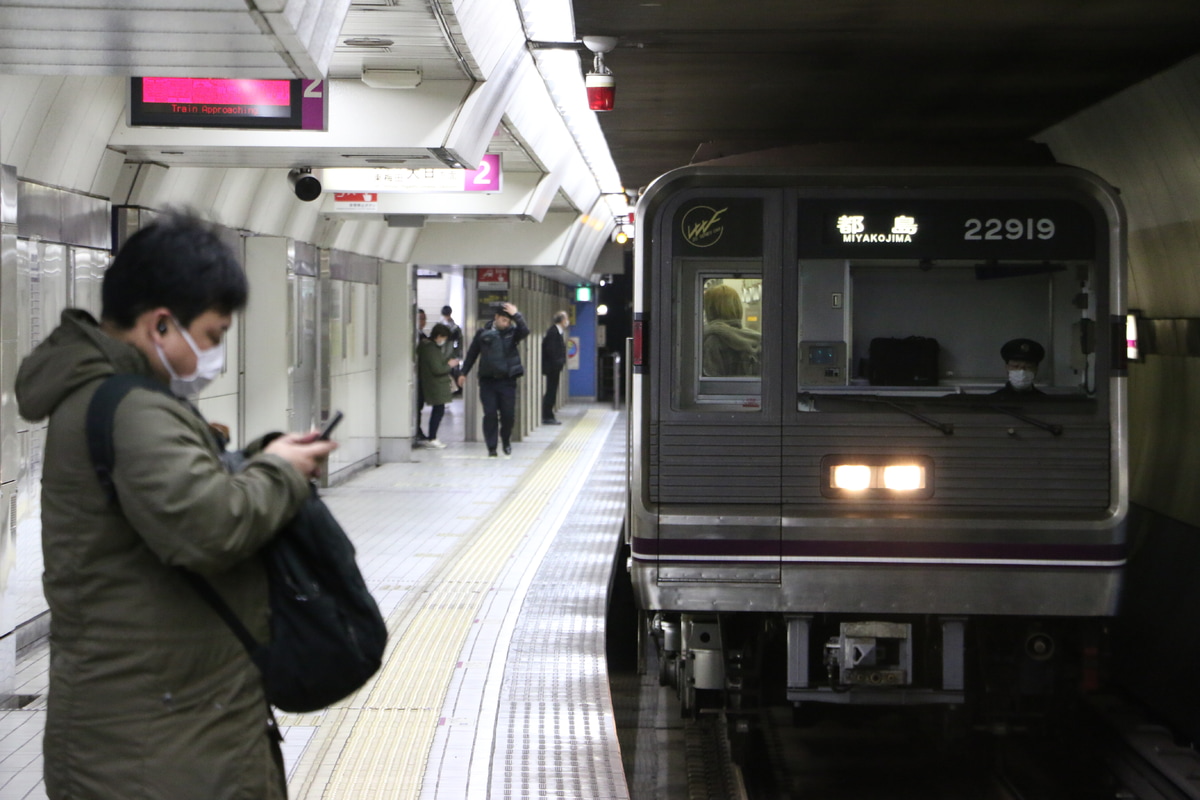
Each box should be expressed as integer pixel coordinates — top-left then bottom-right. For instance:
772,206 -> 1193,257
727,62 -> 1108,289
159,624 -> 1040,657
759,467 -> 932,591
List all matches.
16,309 -> 152,421
704,320 -> 761,355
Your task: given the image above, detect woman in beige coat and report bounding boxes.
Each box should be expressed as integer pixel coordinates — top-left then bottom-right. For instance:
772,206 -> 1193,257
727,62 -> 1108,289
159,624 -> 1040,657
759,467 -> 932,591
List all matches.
15,213 -> 336,800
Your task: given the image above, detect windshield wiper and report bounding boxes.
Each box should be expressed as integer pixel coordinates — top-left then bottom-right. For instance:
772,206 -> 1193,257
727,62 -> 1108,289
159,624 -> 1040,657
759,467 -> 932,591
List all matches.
824,395 -> 954,435
984,404 -> 1063,436
880,400 -> 955,435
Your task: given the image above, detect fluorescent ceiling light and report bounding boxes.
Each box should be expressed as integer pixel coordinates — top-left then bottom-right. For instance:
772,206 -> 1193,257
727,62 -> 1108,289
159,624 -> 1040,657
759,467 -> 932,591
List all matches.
361,69 -> 422,89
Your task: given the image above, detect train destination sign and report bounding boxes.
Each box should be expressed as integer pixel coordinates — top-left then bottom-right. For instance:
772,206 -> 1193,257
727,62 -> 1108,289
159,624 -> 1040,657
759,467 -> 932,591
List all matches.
797,198 -> 1096,260
129,78 -> 326,130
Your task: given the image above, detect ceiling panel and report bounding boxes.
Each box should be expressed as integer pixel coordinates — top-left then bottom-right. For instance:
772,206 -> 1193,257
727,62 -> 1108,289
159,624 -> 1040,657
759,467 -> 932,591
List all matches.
0,0 -> 350,78
327,3 -> 470,81
570,0 -> 1200,190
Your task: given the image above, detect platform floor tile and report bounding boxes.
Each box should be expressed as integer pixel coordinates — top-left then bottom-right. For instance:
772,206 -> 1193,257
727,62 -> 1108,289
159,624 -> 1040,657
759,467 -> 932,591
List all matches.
0,400 -> 630,800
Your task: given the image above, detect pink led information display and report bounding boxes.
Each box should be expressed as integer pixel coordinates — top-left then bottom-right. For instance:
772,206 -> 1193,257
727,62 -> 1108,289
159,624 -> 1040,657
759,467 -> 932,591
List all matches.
141,78 -> 292,110
129,78 -> 326,130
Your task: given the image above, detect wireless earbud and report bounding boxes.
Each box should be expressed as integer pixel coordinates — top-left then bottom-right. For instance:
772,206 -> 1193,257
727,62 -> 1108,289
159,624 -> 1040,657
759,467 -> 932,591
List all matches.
157,321 -> 168,335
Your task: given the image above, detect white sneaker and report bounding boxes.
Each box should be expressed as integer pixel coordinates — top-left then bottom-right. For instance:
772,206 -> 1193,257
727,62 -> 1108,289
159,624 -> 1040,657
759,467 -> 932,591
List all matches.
425,438 -> 447,449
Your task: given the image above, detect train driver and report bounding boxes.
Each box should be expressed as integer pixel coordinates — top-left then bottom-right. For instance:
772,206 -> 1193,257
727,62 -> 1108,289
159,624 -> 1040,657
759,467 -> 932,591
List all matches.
994,338 -> 1045,396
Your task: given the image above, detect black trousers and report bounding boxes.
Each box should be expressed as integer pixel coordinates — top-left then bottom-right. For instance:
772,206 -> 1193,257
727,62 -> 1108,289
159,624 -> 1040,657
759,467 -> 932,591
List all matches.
416,384 -> 426,438
426,403 -> 445,440
542,368 -> 561,421
479,377 -> 517,451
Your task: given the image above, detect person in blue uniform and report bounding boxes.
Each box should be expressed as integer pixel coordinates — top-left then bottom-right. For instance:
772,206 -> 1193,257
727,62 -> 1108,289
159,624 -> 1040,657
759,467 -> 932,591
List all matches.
458,302 -> 530,456
993,337 -> 1045,396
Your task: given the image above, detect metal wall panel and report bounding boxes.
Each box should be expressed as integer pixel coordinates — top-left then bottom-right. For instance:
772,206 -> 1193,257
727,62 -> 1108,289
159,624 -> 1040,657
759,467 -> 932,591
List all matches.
70,247 -> 109,318
650,423 -> 782,504
289,241 -> 319,435
18,181 -> 108,249
329,249 -> 380,284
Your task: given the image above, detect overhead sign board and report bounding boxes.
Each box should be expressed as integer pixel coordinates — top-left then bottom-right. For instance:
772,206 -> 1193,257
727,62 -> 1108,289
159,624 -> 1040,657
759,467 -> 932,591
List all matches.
478,267 -> 509,289
320,154 -> 502,195
333,193 -> 379,211
129,78 -> 326,131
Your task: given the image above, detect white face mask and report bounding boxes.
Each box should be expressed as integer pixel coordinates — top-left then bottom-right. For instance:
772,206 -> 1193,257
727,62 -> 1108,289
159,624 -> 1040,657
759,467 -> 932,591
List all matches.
1008,368 -> 1036,391
156,316 -> 224,398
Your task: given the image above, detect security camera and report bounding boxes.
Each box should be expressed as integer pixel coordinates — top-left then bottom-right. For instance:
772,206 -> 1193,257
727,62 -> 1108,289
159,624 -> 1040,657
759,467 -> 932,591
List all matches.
288,168 -> 321,202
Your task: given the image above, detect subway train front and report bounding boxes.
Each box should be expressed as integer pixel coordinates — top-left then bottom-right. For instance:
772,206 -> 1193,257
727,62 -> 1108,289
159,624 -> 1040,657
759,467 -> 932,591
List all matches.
625,161 -> 1128,726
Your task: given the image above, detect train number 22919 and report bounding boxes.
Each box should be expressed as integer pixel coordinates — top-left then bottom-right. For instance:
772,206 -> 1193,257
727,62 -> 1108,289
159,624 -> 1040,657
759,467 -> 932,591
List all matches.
964,218 -> 1056,240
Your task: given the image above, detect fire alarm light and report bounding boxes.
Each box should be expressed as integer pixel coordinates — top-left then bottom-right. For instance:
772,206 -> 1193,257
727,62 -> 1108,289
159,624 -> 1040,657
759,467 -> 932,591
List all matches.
583,35 -> 618,112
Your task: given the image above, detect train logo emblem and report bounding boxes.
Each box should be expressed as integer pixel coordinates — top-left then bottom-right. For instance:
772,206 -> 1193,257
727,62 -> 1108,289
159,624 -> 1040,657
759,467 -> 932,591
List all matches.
681,205 -> 728,247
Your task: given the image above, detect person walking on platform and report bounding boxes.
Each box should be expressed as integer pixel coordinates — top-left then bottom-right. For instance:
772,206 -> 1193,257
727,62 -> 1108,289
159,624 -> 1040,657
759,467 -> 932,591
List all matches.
417,322 -> 460,448
415,307 -> 429,441
14,211 -> 336,800
440,304 -> 464,393
458,302 -> 530,457
541,310 -> 569,424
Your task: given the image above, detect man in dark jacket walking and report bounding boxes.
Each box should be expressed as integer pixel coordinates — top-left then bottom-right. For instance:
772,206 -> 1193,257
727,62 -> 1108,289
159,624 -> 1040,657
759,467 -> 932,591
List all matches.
458,302 -> 530,457
541,310 -> 569,424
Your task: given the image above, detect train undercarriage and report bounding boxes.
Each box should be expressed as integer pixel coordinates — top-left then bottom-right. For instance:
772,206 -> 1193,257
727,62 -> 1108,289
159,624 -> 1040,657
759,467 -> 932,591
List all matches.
647,610 -> 1107,736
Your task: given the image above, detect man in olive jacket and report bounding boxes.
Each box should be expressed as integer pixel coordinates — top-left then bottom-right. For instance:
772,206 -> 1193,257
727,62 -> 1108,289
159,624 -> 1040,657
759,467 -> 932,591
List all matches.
15,213 -> 336,800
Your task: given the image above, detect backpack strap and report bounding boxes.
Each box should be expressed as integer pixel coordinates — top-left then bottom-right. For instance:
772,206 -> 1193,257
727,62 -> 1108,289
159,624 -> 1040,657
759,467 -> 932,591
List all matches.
86,374 -> 172,504
85,374 -> 267,665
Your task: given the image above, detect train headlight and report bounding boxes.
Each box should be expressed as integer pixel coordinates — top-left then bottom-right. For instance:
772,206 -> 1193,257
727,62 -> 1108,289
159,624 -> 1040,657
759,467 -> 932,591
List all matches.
882,465 -> 924,491
821,456 -> 934,499
832,465 -> 872,491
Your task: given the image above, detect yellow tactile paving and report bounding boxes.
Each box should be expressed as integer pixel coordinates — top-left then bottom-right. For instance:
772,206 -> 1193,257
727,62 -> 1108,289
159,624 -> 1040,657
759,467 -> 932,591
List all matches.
294,410 -> 603,799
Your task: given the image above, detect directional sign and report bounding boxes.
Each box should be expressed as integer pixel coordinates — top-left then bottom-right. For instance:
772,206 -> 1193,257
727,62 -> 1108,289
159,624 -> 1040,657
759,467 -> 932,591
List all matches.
320,154 -> 502,194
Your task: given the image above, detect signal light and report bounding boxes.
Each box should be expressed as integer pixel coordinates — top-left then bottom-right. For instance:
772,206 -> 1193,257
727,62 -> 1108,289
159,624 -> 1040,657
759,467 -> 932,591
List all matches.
632,315 -> 644,372
583,36 -> 617,112
586,72 -> 614,111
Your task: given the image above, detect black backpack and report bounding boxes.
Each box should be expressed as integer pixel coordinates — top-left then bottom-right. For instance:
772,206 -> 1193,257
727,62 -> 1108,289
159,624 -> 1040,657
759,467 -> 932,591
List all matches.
476,326 -> 525,379
86,374 -> 388,713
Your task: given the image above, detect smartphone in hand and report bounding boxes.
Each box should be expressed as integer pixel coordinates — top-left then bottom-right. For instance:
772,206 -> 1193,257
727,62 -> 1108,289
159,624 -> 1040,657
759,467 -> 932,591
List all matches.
318,410 -> 344,440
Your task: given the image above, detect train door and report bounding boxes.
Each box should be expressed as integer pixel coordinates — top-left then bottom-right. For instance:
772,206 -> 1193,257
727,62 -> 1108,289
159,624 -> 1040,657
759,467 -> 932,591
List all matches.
647,191 -> 783,584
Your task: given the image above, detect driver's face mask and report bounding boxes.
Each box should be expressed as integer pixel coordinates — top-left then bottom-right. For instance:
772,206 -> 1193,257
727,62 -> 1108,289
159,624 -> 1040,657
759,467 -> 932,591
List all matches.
1008,368 -> 1036,391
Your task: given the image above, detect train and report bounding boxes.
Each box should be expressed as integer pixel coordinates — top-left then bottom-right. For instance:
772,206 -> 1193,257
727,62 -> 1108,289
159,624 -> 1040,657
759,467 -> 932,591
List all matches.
624,155 -> 1128,729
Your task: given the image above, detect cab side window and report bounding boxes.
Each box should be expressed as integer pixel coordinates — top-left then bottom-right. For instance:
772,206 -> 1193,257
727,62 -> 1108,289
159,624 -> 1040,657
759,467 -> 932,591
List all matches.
675,266 -> 764,410
701,277 -> 762,378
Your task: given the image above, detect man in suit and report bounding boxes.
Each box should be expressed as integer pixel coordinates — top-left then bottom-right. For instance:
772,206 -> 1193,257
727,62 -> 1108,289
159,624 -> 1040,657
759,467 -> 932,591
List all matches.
541,310 -> 569,424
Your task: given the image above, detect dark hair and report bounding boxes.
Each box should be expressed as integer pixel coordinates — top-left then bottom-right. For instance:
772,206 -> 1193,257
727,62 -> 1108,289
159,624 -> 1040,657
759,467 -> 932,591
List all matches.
440,305 -> 453,316
430,323 -> 452,339
102,211 -> 247,329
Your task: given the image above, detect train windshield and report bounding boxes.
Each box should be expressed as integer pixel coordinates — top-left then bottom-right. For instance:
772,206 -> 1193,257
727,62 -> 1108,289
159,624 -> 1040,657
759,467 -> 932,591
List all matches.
798,258 -> 1098,404
660,184 -> 1112,416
